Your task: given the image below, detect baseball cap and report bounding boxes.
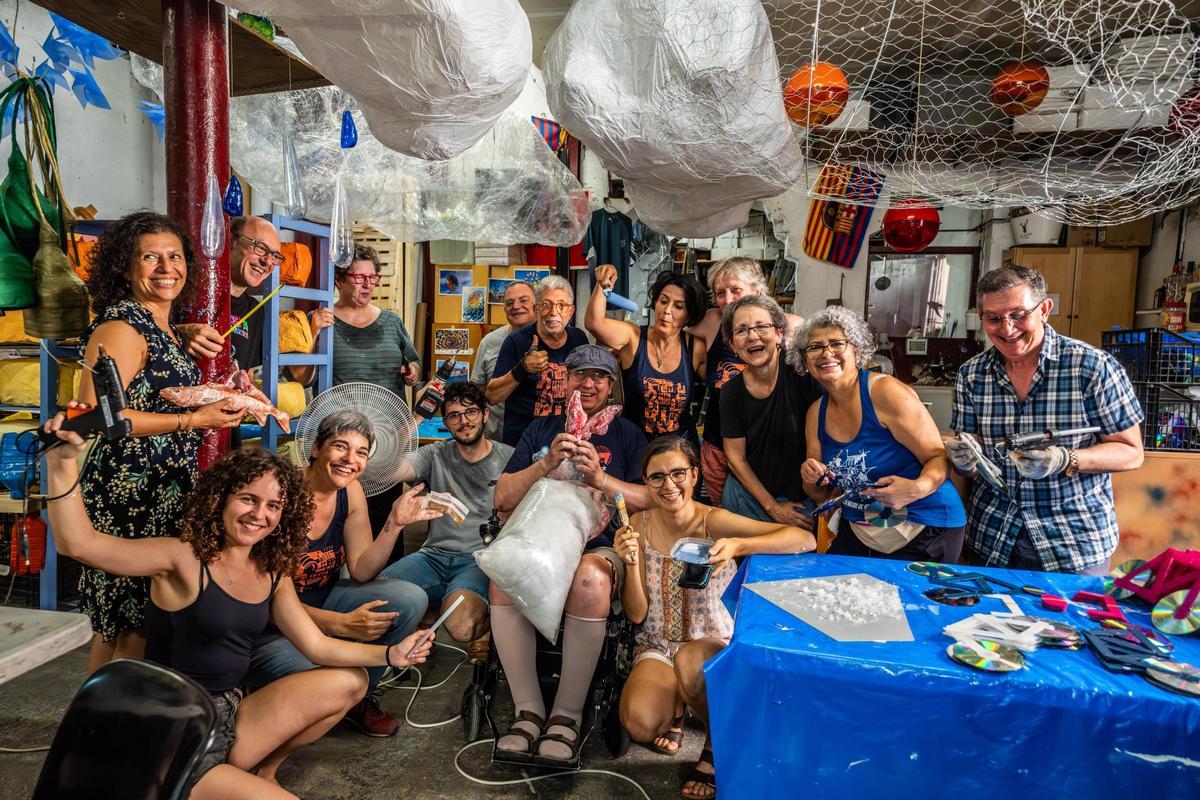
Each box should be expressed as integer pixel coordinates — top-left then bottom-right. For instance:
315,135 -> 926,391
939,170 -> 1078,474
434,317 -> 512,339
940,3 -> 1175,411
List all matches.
565,344 -> 618,376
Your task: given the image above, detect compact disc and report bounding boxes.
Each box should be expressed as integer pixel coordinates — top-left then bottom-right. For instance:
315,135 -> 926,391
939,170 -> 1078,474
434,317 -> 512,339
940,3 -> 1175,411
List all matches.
946,639 -> 1025,672
1028,618 -> 1083,649
864,502 -> 908,528
1143,658 -> 1200,698
1152,590 -> 1200,636
1104,558 -> 1147,600
925,587 -> 980,606
907,562 -> 956,578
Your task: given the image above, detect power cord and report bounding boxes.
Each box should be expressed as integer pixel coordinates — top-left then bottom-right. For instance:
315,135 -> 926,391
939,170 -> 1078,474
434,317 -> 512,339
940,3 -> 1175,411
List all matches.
452,739 -> 651,799
377,640 -> 470,728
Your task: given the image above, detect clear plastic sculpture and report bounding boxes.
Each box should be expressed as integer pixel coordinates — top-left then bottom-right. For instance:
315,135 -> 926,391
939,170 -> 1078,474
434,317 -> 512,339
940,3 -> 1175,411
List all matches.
223,0 -> 532,160
199,174 -> 225,259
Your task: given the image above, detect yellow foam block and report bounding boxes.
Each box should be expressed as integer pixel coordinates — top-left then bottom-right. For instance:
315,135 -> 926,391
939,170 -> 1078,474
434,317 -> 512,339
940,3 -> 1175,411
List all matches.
279,310 -> 314,354
0,358 -> 81,408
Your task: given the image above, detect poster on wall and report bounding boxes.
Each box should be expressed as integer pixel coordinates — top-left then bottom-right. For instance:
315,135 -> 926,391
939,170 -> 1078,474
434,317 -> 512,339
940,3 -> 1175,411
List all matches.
436,359 -> 471,383
462,286 -> 487,323
439,269 -> 473,295
488,278 -> 514,305
433,327 -> 472,355
513,268 -> 551,287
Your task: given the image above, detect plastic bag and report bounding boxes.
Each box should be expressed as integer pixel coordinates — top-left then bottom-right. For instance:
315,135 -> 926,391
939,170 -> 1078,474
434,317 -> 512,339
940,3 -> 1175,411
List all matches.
474,477 -> 610,642
222,0 -> 532,160
543,0 -> 802,236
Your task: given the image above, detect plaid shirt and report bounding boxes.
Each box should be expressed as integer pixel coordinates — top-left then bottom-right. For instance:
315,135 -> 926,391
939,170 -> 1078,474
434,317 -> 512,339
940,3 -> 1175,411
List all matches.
951,326 -> 1143,572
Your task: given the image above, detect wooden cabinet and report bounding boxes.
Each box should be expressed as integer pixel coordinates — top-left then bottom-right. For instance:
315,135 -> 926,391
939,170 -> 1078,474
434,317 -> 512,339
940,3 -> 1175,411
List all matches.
1003,246 -> 1138,346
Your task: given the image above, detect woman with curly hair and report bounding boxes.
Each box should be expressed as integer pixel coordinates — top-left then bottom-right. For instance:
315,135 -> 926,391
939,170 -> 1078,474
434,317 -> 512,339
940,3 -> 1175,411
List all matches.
795,306 -> 966,562
43,411 -> 433,800
78,211 -> 244,672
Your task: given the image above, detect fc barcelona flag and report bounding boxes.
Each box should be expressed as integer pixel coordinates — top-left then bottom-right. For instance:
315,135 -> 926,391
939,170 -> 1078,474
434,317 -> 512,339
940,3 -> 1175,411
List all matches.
802,164 -> 885,269
531,116 -> 566,152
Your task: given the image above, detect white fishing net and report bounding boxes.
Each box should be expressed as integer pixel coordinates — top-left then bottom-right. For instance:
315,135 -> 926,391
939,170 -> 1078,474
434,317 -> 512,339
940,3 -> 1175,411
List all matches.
222,0 -> 532,160
763,0 -> 1200,224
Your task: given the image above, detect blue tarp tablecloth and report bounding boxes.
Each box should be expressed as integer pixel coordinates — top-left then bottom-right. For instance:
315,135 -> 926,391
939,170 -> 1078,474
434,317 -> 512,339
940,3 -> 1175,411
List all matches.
706,554 -> 1200,798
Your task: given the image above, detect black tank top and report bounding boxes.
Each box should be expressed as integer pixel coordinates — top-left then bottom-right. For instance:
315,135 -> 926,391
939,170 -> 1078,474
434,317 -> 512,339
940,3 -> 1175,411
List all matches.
145,561 -> 279,693
703,331 -> 746,446
293,487 -> 349,608
621,326 -> 695,441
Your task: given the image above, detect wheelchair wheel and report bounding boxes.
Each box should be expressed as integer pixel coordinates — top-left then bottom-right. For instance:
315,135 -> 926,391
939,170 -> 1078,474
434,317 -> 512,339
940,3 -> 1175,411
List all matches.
602,699 -> 630,757
462,685 -> 485,742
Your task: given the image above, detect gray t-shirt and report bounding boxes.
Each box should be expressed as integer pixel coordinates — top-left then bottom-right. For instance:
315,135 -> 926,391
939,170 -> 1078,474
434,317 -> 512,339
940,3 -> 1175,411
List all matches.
471,325 -> 512,440
409,438 -> 514,553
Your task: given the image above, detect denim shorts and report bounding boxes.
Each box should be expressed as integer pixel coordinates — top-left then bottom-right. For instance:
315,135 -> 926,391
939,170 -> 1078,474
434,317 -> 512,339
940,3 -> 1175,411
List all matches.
382,548 -> 490,606
186,688 -> 241,793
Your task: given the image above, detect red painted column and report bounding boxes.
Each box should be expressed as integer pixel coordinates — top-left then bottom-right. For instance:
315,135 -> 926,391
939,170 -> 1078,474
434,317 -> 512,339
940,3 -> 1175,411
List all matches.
163,0 -> 230,465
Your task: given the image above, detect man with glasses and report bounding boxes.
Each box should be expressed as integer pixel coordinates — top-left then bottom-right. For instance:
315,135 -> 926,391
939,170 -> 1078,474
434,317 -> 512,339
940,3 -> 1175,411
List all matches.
488,275 -> 590,446
180,215 -> 333,375
472,280 -> 537,439
383,382 -> 512,650
949,265 -> 1144,575
491,345 -> 650,764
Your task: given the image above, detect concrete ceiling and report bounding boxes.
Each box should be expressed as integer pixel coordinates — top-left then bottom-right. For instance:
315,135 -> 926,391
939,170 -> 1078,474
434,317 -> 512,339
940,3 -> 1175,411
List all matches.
518,0 -> 572,66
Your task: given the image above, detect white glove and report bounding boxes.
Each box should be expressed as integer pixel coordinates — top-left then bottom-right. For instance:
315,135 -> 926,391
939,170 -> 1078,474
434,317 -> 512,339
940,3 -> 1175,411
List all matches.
1009,446 -> 1070,480
947,434 -> 981,474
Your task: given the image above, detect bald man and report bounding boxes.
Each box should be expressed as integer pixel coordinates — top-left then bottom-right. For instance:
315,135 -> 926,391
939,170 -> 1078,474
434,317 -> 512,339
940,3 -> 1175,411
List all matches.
181,215 -> 332,378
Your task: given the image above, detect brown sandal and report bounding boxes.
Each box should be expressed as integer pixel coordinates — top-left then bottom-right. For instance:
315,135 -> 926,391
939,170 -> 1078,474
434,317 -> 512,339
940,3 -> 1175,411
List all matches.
534,714 -> 583,765
495,710 -> 544,758
652,710 -> 687,755
680,747 -> 717,799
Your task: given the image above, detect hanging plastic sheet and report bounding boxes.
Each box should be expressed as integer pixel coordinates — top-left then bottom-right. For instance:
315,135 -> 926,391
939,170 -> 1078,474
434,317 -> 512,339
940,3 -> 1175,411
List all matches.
222,0 -> 531,160
543,0 -> 803,237
707,554 -> 1200,798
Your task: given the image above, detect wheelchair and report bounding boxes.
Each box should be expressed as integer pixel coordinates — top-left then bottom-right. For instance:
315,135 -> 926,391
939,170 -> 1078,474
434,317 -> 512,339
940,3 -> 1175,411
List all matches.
460,508 -> 633,767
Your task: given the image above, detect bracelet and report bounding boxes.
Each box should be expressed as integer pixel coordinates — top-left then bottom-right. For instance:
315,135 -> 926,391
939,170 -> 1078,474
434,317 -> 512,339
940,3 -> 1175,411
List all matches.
1064,448 -> 1080,477
175,413 -> 183,432
511,360 -> 528,382
600,473 -> 610,494
384,645 -> 398,669
185,412 -> 194,432
49,489 -> 79,503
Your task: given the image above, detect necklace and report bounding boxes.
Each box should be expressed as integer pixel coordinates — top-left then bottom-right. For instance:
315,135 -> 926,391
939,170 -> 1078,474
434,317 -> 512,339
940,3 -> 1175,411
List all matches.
218,554 -> 252,585
648,331 -> 679,370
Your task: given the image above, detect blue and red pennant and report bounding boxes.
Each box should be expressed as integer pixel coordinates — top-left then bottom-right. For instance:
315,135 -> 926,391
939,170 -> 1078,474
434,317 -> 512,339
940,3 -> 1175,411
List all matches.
531,116 -> 566,152
802,164 -> 885,269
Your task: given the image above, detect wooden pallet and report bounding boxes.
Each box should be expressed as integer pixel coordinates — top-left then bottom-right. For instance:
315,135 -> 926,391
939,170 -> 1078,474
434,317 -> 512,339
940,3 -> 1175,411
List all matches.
353,223 -> 407,311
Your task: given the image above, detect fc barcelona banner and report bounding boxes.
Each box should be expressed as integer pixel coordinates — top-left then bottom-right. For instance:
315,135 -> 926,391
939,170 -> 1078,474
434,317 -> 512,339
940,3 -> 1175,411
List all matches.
802,164 -> 885,269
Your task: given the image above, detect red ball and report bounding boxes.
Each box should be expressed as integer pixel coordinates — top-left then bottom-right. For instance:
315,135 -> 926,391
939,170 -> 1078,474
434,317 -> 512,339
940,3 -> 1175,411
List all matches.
882,200 -> 941,253
1169,87 -> 1200,136
991,61 -> 1050,116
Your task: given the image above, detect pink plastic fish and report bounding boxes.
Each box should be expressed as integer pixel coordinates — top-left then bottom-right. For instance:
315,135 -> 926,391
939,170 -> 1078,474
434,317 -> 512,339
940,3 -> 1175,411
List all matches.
564,390 -> 622,440
161,368 -> 291,433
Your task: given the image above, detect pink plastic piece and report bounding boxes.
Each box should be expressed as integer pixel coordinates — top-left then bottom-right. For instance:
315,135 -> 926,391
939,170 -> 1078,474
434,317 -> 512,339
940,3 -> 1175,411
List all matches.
564,390 -> 622,440
1072,591 -> 1128,623
1040,594 -> 1068,612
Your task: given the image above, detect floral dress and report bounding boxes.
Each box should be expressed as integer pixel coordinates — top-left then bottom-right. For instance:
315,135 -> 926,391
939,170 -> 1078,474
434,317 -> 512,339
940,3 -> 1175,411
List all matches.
632,509 -> 735,666
78,299 -> 202,642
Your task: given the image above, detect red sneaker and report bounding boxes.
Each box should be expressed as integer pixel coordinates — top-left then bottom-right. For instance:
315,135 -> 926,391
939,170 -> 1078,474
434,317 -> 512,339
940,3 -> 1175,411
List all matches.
343,694 -> 399,738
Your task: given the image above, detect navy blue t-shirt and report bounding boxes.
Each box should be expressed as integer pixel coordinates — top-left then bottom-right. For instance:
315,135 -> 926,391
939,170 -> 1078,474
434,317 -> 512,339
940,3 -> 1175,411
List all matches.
503,413 -> 646,547
493,323 -> 589,446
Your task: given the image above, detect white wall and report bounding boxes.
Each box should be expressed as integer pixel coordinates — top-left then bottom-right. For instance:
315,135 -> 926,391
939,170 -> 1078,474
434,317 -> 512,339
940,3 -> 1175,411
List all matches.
2,1 -> 163,217
1136,205 -> 1200,311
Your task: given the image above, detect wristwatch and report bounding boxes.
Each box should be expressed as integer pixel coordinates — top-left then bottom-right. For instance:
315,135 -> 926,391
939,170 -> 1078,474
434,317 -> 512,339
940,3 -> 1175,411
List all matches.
1064,449 -> 1079,477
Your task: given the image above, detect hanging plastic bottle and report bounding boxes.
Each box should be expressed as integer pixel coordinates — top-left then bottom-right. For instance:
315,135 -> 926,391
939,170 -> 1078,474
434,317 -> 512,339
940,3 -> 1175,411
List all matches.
340,110 -> 358,149
329,171 -> 354,268
282,131 -> 307,219
199,174 -> 225,260
222,174 -> 244,217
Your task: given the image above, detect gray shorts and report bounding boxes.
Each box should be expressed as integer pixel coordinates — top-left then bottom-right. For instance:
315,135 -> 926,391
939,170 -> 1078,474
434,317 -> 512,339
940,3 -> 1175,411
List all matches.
585,545 -> 627,616
186,688 -> 242,792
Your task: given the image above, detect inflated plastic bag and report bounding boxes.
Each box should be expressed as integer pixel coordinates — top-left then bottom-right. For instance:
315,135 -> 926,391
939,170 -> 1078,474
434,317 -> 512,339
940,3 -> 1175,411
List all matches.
474,478 -> 609,642
543,0 -> 803,236
223,0 -> 532,160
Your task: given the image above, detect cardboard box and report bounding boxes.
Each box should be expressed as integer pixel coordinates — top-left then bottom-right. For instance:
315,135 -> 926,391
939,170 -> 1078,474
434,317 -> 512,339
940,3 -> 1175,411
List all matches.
1099,216 -> 1154,247
1066,226 -> 1098,246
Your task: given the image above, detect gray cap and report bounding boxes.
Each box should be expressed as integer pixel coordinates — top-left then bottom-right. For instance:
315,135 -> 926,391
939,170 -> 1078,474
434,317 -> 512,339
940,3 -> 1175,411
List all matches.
565,344 -> 619,376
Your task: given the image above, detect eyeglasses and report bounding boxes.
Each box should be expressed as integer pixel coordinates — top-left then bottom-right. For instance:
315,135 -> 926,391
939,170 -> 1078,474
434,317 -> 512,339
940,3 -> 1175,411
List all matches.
570,369 -> 612,383
444,407 -> 482,425
237,235 -> 285,267
981,304 -> 1042,327
342,273 -> 382,287
732,323 -> 778,340
803,339 -> 850,357
538,301 -> 573,314
645,468 -> 693,489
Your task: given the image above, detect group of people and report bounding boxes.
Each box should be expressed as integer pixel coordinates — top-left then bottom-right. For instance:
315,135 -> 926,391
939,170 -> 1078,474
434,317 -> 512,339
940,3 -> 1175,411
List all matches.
39,209 -> 1144,800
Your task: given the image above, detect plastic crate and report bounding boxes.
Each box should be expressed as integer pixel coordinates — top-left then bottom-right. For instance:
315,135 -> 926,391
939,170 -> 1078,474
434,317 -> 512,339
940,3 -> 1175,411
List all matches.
1102,328 -> 1200,384
1137,383 -> 1200,451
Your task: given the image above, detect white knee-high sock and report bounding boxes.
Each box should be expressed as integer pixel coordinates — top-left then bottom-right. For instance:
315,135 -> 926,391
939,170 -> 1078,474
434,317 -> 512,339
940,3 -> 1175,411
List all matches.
491,604 -> 544,719
549,613 -> 607,725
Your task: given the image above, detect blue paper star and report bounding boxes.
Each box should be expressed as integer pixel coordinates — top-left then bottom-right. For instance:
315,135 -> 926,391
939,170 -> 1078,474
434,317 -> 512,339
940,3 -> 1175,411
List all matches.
136,101 -> 165,140
70,68 -> 110,110
49,13 -> 120,69
40,33 -> 77,68
0,22 -> 18,67
34,60 -> 70,94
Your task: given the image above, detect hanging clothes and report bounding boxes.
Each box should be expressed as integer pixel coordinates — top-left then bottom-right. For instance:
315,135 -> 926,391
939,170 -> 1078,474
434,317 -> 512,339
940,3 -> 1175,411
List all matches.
584,207 -> 633,296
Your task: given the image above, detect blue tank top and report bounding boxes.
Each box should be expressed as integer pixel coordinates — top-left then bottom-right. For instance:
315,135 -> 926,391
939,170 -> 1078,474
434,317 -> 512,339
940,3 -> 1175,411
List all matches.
293,488 -> 349,608
702,331 -> 745,446
621,326 -> 696,441
145,561 -> 279,693
818,370 -> 966,527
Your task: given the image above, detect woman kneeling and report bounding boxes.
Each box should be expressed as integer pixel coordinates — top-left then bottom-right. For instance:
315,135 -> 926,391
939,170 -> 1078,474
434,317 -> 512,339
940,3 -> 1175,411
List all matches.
615,436 -> 815,799
43,407 -> 432,799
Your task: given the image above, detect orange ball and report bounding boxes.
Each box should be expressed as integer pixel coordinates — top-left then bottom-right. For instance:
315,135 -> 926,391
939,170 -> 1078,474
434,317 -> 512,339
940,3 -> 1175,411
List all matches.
991,61 -> 1050,116
784,62 -> 850,127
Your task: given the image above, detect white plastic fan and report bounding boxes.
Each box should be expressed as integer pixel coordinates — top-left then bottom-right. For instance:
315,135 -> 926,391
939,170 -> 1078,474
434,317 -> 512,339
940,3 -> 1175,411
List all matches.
294,383 -> 418,497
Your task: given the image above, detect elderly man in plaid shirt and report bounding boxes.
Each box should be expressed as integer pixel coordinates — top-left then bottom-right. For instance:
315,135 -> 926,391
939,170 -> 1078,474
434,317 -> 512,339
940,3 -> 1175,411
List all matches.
948,265 -> 1144,575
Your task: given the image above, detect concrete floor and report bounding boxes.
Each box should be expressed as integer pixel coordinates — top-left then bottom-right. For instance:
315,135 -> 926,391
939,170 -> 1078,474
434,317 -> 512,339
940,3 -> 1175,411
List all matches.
0,642 -> 700,800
